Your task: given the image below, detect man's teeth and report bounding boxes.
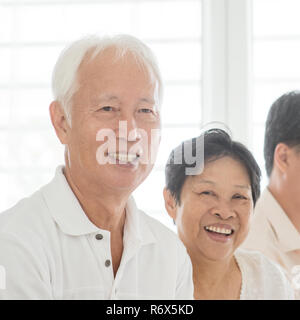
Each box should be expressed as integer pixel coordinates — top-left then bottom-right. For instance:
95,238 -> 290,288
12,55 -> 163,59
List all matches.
110,152 -> 138,162
204,226 -> 233,235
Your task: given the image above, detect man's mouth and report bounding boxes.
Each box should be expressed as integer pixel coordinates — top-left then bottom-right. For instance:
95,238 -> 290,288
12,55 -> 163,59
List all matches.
204,225 -> 234,237
108,152 -> 140,163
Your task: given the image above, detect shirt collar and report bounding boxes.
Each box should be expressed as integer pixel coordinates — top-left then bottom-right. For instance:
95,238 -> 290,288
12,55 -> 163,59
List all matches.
258,188 -> 300,252
41,165 -> 156,246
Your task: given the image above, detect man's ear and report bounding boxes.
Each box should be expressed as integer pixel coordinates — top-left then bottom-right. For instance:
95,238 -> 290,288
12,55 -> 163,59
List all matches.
273,143 -> 290,174
49,101 -> 69,145
163,187 -> 178,220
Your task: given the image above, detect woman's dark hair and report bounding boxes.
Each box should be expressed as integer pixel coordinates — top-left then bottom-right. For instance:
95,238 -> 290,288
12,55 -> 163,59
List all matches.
165,129 -> 261,206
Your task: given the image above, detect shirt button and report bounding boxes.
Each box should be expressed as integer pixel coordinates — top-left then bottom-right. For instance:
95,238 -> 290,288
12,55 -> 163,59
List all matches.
95,234 -> 103,240
105,259 -> 111,267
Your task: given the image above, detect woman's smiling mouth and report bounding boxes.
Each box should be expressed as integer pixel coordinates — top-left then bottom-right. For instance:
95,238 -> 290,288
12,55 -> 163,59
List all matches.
204,224 -> 235,242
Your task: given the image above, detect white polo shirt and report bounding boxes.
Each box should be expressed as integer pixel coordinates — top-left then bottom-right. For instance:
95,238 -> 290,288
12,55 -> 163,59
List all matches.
0,166 -> 193,300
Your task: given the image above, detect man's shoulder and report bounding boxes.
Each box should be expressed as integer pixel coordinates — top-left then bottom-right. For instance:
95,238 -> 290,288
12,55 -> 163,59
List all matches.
137,210 -> 191,274
137,210 -> 185,248
242,202 -> 274,251
138,210 -> 176,237
253,187 -> 283,224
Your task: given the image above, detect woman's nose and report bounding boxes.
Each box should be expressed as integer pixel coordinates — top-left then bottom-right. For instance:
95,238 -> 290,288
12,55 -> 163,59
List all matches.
213,205 -> 236,220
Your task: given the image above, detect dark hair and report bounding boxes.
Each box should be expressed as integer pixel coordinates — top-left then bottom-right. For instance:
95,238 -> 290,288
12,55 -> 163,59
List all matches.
165,129 -> 261,206
264,91 -> 300,177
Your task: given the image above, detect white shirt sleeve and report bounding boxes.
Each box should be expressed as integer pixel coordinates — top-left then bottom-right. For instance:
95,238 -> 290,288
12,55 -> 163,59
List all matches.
280,267 -> 295,300
0,231 -> 53,300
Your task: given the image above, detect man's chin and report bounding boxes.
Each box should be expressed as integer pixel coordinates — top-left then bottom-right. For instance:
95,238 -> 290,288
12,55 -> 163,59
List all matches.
90,163 -> 153,192
106,178 -> 140,193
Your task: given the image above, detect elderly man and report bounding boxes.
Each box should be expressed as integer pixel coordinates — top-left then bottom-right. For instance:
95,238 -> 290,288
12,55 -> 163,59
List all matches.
243,91 -> 300,294
0,35 -> 193,299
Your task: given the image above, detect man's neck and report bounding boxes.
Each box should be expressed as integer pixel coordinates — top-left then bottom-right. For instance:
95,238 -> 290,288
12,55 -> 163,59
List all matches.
63,165 -> 128,233
63,165 -> 130,277
268,182 -> 300,233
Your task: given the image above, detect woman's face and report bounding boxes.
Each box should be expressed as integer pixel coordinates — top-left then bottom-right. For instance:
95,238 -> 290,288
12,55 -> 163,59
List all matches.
164,156 -> 254,262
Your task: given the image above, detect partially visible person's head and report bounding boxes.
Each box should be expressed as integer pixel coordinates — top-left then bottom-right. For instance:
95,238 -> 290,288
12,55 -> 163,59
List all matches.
50,34 -> 162,195
264,92 -> 300,203
163,129 -> 261,261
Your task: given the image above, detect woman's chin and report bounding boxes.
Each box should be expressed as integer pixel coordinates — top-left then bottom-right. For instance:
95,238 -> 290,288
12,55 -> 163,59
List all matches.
199,242 -> 235,262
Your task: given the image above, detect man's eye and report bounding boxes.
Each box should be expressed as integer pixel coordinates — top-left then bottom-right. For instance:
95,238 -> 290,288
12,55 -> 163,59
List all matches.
101,106 -> 113,112
139,108 -> 153,114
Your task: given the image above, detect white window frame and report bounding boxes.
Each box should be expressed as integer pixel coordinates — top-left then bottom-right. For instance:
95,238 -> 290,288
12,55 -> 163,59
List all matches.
202,0 -> 252,147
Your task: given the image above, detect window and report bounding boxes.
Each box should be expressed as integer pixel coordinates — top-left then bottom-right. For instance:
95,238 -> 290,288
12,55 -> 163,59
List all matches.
4,0 -> 297,229
252,0 -> 300,187
0,0 -> 202,230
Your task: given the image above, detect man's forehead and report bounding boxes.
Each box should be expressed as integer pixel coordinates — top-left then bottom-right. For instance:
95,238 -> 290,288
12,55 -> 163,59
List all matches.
78,56 -> 157,93
78,48 -> 116,77
80,47 -> 140,72
78,49 -> 155,83
83,46 -> 118,64
75,47 -> 160,106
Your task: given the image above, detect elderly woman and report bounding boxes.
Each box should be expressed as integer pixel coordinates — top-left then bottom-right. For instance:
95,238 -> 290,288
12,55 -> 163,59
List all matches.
163,129 -> 294,300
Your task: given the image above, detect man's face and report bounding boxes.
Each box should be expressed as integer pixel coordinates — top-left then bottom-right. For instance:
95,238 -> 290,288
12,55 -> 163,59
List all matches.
64,48 -> 161,193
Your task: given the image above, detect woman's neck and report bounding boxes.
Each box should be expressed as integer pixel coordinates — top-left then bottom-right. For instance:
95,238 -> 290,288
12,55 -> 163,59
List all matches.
191,253 -> 241,300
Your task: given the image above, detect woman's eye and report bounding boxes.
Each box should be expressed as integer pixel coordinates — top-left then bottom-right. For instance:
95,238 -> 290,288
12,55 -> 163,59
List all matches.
233,194 -> 247,200
200,191 -> 214,196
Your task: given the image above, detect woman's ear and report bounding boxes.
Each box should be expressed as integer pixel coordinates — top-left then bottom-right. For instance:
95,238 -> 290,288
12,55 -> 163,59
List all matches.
163,187 -> 178,220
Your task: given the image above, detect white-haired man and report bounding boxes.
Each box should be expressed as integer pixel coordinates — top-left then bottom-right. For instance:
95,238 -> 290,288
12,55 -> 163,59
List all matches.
0,35 -> 193,299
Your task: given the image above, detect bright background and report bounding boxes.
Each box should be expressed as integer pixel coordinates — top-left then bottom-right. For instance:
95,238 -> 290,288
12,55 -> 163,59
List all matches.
0,0 -> 299,230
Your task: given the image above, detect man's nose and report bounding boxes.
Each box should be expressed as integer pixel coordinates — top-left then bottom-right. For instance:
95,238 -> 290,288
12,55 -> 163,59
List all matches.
117,116 -> 141,141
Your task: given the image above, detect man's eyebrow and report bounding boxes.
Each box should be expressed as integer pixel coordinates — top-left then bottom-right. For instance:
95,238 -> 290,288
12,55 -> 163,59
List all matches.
95,95 -> 155,104
97,94 -> 119,102
139,97 -> 155,104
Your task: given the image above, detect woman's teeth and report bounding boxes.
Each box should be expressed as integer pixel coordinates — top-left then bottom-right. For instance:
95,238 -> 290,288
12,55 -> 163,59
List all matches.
204,226 -> 233,235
